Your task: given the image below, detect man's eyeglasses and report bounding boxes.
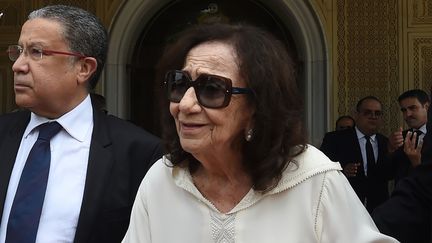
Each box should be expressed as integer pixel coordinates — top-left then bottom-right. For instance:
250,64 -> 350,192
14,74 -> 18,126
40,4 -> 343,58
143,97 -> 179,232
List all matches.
164,70 -> 253,109
6,45 -> 87,61
359,110 -> 383,118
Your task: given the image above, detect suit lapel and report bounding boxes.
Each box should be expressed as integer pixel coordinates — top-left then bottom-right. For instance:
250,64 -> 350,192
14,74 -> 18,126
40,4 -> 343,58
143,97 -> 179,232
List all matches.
73,108 -> 113,243
375,134 -> 387,164
0,111 -> 30,219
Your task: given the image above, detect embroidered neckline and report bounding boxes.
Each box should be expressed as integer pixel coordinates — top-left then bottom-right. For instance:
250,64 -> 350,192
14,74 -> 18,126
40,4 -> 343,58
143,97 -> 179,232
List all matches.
170,145 -> 342,215
210,211 -> 236,243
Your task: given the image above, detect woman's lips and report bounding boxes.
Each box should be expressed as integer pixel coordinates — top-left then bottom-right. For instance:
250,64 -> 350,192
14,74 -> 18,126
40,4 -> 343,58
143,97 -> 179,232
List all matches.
179,122 -> 206,135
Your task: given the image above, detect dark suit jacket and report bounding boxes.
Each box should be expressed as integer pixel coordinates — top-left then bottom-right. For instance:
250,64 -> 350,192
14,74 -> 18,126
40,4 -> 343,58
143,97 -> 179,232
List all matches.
0,104 -> 164,242
372,163 -> 432,243
320,127 -> 392,213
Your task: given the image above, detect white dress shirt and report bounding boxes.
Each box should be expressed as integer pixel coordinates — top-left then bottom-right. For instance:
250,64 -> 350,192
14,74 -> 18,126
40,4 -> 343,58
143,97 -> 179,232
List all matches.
0,95 -> 94,243
414,123 -> 427,144
355,127 -> 378,176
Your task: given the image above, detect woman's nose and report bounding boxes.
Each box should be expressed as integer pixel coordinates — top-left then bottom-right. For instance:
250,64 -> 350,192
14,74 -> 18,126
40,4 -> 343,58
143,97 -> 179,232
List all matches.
178,87 -> 201,112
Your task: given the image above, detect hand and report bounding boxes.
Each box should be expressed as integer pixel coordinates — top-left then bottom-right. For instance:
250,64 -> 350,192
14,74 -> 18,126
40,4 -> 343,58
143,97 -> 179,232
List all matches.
403,131 -> 422,167
388,127 -> 403,153
343,163 -> 361,177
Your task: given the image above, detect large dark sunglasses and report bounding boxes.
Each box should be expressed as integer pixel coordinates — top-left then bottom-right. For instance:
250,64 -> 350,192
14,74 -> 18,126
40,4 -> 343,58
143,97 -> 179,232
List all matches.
164,70 -> 253,108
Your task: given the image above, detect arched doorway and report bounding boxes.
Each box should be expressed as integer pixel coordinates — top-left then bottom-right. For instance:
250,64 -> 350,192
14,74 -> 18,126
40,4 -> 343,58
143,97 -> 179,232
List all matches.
105,0 -> 328,145
129,1 -> 299,136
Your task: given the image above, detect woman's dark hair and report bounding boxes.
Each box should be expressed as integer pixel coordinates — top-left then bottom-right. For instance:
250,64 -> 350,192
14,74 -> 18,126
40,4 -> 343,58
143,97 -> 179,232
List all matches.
157,23 -> 307,192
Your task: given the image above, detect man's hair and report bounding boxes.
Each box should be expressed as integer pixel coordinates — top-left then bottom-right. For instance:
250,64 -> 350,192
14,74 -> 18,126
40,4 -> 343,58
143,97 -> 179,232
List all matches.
356,96 -> 383,112
157,23 -> 307,192
335,115 -> 355,129
28,5 -> 108,89
397,89 -> 430,105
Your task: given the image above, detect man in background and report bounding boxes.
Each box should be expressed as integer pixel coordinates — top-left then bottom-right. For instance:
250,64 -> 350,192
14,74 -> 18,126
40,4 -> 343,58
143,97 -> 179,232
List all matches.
335,115 -> 355,131
373,89 -> 432,242
320,96 -> 393,213
388,89 -> 429,183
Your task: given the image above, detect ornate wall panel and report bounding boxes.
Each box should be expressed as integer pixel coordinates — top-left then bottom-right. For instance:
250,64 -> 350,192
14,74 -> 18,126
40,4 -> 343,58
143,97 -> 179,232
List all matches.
336,0 -> 399,135
410,36 -> 432,90
405,0 -> 432,92
408,0 -> 432,26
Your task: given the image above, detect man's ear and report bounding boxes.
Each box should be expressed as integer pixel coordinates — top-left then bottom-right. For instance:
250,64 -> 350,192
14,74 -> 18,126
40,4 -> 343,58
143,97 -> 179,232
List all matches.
76,57 -> 97,84
425,102 -> 430,110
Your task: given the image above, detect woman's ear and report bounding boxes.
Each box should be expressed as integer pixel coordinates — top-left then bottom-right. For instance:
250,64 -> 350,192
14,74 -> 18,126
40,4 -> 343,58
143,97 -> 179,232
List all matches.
76,57 -> 97,85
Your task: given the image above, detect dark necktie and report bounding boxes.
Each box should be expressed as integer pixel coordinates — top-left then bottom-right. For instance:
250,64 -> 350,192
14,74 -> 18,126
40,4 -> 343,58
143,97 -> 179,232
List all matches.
6,121 -> 62,243
365,135 -> 375,176
414,130 -> 423,149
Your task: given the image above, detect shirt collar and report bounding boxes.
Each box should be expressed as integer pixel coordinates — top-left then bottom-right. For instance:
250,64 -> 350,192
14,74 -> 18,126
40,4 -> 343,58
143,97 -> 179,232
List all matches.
355,126 -> 376,141
24,95 -> 93,142
417,124 -> 427,134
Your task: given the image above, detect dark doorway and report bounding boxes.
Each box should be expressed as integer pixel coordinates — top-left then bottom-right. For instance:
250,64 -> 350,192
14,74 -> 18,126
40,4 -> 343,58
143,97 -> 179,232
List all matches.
129,0 -> 298,136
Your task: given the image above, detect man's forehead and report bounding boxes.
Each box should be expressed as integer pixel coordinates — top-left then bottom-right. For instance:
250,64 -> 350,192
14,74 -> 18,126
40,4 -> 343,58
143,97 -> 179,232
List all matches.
21,18 -> 62,36
19,18 -> 64,43
361,100 -> 382,110
400,97 -> 421,105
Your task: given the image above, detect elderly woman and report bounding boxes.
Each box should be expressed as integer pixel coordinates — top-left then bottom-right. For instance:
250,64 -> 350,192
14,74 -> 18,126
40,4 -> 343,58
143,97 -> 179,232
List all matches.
122,23 -> 397,243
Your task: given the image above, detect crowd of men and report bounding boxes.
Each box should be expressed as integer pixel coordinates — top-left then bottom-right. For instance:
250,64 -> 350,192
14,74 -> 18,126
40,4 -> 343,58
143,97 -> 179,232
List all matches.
320,89 -> 432,242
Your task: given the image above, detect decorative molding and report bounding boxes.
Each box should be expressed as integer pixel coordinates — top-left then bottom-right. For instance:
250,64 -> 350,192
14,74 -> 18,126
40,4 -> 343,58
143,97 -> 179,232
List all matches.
104,0 -> 124,28
311,0 -> 331,24
336,0 -> 346,115
409,0 -> 432,26
412,37 -> 432,90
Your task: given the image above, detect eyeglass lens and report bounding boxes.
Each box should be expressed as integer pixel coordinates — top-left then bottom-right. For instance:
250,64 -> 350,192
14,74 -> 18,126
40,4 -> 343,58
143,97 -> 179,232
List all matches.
165,70 -> 231,108
361,110 -> 382,117
6,45 -> 87,61
7,45 -> 24,61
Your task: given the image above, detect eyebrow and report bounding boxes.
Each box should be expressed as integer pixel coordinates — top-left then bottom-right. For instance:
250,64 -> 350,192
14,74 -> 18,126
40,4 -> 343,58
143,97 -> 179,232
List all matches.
17,41 -> 46,47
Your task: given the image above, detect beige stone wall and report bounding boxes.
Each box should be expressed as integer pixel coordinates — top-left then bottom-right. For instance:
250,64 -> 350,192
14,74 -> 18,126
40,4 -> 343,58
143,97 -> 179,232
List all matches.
312,0 -> 432,135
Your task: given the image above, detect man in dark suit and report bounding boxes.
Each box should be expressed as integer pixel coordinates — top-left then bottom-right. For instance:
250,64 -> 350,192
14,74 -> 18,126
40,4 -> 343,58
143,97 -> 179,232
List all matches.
372,115 -> 432,243
0,5 -> 163,243
320,96 -> 392,213
373,164 -> 432,243
388,89 -> 429,183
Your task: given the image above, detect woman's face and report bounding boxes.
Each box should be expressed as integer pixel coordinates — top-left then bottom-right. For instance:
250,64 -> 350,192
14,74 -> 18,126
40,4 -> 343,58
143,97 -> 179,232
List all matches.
169,41 -> 254,156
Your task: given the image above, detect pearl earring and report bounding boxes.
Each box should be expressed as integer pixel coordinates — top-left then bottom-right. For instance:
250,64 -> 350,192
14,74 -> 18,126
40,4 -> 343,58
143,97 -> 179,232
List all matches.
245,129 -> 253,142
